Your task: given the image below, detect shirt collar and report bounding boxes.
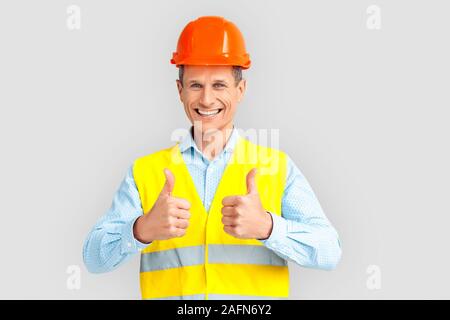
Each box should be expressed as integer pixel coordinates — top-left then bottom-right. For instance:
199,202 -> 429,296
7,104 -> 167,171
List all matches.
178,126 -> 240,155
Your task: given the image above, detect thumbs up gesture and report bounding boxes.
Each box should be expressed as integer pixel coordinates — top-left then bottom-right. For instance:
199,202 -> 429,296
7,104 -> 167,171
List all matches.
221,168 -> 273,240
133,168 -> 191,243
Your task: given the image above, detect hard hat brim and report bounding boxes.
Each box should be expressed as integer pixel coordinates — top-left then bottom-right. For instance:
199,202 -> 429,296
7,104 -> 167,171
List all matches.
171,54 -> 251,69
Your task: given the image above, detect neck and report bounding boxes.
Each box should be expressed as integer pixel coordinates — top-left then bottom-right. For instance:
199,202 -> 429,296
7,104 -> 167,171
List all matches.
192,124 -> 234,160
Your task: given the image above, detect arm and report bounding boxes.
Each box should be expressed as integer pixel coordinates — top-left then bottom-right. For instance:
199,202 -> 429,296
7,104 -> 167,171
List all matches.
82,165 -> 149,273
259,156 -> 342,270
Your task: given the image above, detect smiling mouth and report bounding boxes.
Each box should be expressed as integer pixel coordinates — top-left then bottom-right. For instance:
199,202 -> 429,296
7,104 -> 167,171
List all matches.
195,108 -> 223,117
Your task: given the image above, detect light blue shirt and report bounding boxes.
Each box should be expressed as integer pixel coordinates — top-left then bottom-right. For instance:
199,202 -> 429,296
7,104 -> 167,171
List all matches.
83,127 -> 342,273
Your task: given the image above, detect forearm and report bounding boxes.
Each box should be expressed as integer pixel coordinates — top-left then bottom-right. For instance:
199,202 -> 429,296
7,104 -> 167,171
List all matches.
83,215 -> 147,273
261,213 -> 342,270
83,165 -> 149,273
262,155 -> 342,270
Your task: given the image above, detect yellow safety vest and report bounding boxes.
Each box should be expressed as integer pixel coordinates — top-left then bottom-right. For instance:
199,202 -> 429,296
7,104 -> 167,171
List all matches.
133,137 -> 289,300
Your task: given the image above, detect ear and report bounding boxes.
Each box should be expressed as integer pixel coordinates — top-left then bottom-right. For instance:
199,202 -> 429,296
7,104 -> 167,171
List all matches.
237,78 -> 247,102
176,79 -> 183,102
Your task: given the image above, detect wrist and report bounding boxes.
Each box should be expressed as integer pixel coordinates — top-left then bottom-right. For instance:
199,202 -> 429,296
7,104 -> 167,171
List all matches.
257,211 -> 273,240
133,215 -> 152,244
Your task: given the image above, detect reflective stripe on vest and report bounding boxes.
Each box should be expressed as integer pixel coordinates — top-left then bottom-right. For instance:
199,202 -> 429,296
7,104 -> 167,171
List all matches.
140,245 -> 205,272
208,244 -> 287,266
140,244 -> 287,272
133,137 -> 289,300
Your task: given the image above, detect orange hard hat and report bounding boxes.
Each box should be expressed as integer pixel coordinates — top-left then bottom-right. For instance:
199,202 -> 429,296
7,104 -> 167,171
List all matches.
170,16 -> 251,69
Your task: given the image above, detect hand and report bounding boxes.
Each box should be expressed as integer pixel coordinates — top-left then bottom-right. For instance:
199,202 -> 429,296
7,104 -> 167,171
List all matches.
133,168 -> 191,243
221,168 -> 273,240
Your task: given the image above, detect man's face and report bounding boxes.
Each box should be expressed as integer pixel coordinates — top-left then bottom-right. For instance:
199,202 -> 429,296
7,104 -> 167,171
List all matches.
176,65 -> 246,135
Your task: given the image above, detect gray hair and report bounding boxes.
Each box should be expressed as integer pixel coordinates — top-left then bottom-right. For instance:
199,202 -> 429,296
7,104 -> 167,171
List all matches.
178,65 -> 243,87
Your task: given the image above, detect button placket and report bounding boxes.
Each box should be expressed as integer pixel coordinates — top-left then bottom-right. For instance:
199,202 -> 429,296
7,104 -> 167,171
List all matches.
205,165 -> 214,212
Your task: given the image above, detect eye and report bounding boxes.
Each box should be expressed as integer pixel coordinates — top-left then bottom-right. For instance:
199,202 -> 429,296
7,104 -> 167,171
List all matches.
190,83 -> 202,88
213,83 -> 226,88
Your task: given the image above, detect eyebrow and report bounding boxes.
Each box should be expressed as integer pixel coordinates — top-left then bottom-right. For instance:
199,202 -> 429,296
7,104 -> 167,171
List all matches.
188,79 -> 229,84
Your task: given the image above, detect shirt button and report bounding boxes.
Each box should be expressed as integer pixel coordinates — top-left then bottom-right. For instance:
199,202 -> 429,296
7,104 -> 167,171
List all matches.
127,242 -> 132,248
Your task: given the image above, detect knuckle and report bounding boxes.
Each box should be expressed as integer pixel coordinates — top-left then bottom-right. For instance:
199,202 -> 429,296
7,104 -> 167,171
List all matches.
180,219 -> 189,228
167,216 -> 176,225
168,226 -> 177,236
225,225 -> 236,235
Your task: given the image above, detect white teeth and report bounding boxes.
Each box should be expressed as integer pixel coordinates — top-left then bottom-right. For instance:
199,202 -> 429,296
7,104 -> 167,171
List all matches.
197,109 -> 220,116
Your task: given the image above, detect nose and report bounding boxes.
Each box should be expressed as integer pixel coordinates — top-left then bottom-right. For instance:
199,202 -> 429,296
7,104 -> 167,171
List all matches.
199,85 -> 216,108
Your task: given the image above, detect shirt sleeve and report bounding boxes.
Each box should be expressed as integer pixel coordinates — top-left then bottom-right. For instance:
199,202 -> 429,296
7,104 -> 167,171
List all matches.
82,165 -> 149,273
259,156 -> 342,270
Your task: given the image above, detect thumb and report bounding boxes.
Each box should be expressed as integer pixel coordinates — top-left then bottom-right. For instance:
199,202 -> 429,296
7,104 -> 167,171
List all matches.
246,168 -> 258,195
161,168 -> 175,196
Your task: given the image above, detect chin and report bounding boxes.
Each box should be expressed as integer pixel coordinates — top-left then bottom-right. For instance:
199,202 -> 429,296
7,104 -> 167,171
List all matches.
192,120 -> 223,134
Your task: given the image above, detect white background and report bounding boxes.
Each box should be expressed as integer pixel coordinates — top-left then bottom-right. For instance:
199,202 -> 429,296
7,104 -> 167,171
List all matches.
0,0 -> 449,299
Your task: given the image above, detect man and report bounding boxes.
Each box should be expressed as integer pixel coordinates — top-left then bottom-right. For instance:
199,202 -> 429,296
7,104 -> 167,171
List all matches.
83,16 -> 341,300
